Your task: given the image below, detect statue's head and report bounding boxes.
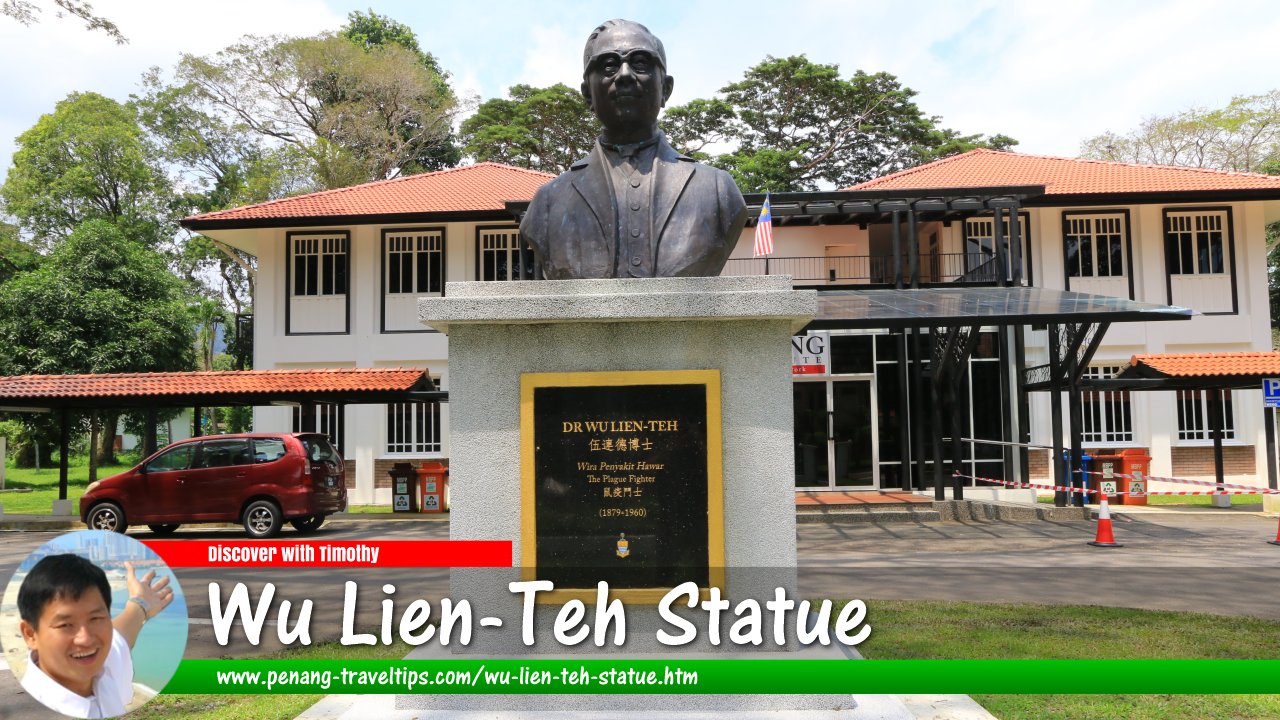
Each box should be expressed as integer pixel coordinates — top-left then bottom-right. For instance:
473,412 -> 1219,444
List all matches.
581,19 -> 674,142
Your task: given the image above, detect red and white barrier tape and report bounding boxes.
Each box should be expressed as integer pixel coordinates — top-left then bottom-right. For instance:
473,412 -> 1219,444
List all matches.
955,473 -> 1270,497
1084,470 -> 1279,495
954,473 -> 1095,494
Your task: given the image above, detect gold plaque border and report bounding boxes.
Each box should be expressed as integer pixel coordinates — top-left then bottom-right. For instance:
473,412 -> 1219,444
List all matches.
520,369 -> 725,604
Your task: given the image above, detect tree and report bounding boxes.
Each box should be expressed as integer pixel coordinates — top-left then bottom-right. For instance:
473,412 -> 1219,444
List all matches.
685,56 -> 1014,192
1080,91 -> 1280,172
2,0 -> 125,43
460,84 -> 597,173
0,220 -> 196,464
0,92 -> 172,249
174,31 -> 459,189
339,10 -> 460,170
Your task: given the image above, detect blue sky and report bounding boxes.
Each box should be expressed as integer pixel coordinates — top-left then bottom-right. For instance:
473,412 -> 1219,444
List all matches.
3,0 -> 1280,184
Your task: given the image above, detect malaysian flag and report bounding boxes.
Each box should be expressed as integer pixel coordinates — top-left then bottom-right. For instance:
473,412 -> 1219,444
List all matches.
753,192 -> 774,257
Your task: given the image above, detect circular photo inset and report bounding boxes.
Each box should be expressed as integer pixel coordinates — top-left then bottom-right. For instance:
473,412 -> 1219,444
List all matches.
2,530 -> 187,718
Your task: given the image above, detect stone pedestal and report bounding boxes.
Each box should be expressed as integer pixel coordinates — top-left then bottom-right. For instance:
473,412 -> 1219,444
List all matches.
401,277 -> 886,715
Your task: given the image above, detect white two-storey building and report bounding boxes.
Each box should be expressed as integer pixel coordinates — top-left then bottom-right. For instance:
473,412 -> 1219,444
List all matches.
184,150 -> 1280,503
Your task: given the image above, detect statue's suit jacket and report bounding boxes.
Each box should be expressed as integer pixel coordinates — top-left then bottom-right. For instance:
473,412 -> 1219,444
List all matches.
521,138 -> 748,279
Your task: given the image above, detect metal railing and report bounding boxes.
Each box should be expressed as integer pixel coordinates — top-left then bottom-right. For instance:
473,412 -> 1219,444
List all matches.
721,252 -> 1009,285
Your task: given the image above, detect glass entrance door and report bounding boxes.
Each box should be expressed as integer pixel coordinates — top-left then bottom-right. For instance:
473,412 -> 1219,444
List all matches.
832,380 -> 874,487
793,379 -> 876,489
793,382 -> 829,488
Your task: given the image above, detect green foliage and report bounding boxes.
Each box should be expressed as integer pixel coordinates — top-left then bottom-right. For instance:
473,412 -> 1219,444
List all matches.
1080,90 -> 1280,172
0,219 -> 195,378
0,221 -> 40,285
662,98 -> 736,161
0,92 -> 172,249
695,56 -> 1015,192
460,84 -> 597,173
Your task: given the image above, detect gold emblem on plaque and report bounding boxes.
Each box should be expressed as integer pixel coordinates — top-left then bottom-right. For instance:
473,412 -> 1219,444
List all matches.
616,533 -> 630,558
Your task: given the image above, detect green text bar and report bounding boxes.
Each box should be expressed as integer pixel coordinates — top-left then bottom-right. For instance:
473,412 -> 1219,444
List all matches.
166,659 -> 1280,695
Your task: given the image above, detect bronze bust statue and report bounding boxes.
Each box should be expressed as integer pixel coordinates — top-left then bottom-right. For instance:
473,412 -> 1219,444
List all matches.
521,19 -> 748,279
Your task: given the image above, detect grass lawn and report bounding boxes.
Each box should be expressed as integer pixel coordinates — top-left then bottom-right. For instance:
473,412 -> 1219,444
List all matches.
1038,492 -> 1264,506
858,599 -> 1280,719
342,504 -> 394,514
131,640 -> 411,720
1,455 -> 136,514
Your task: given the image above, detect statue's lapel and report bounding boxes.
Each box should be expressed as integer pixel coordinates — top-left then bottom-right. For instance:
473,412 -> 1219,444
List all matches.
653,143 -> 694,242
571,145 -> 615,252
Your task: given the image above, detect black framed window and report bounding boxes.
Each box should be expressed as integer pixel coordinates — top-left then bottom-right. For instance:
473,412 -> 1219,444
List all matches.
386,229 -> 444,294
1064,214 -> 1125,278
478,227 -> 536,281
1165,210 -> 1227,275
291,234 -> 348,297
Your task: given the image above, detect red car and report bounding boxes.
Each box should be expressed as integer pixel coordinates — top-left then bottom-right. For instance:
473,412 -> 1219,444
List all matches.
80,433 -> 347,538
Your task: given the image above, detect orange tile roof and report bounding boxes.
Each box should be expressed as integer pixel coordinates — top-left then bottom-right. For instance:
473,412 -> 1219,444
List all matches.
0,368 -> 428,401
849,149 -> 1280,197
1129,352 -> 1280,378
182,163 -> 554,228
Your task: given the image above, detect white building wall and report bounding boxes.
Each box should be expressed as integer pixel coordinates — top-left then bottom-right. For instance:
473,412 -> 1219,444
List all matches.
1016,202 -> 1270,488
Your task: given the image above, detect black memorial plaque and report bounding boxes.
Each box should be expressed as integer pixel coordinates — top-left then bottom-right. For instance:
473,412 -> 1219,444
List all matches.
532,383 -> 710,589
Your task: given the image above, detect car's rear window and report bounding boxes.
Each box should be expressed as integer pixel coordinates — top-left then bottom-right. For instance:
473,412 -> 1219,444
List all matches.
253,438 -> 288,464
299,436 -> 340,463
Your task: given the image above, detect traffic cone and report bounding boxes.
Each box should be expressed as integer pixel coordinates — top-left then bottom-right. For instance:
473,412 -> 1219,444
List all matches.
1088,491 -> 1123,548
1268,513 -> 1280,547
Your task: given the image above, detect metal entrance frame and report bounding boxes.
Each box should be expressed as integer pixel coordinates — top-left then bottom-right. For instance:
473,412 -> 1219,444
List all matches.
748,186 -> 1196,502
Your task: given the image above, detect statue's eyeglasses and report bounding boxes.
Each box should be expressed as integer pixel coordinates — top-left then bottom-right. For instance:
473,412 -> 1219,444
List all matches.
587,50 -> 664,76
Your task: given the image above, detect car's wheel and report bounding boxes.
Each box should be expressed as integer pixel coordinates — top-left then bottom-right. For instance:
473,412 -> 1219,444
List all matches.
242,500 -> 283,539
147,523 -> 181,535
290,515 -> 325,533
87,502 -> 128,533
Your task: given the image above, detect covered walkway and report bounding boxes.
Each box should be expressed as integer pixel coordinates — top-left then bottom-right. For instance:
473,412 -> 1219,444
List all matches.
0,368 -> 442,503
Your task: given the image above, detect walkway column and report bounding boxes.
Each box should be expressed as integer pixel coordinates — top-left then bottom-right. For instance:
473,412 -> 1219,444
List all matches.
1049,325 -> 1066,506
144,407 -> 158,457
1210,389 -> 1230,508
1266,406 -> 1278,491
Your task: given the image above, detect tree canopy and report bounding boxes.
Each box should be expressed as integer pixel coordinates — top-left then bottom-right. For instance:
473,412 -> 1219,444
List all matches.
1080,91 -> 1280,172
172,29 -> 460,190
460,84 -> 596,174
467,56 -> 1014,192
679,55 -> 1016,192
0,91 -> 172,249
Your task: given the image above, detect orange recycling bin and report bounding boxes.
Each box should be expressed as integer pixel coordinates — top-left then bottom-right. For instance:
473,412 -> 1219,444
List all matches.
417,461 -> 449,513
1117,448 -> 1150,506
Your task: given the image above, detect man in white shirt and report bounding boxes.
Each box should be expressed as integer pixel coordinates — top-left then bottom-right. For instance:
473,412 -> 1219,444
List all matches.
18,554 -> 174,719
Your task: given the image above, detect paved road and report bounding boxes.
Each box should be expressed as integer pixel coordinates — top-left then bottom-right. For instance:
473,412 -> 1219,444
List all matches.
1,513 -> 1277,719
